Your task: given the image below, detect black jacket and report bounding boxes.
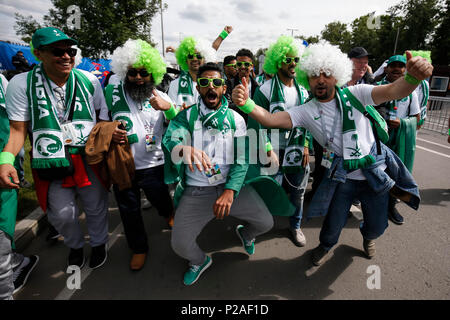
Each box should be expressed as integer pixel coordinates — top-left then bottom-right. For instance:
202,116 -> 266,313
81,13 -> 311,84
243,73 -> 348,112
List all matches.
225,75 -> 259,124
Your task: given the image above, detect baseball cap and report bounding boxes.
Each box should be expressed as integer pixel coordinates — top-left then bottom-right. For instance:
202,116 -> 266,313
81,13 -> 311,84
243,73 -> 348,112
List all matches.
387,55 -> 406,66
32,27 -> 77,49
348,47 -> 372,59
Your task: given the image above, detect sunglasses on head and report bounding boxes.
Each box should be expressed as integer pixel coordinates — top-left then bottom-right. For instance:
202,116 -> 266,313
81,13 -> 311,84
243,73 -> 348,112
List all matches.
197,77 -> 225,87
225,63 -> 236,68
283,57 -> 300,64
127,69 -> 150,77
236,61 -> 253,68
45,47 -> 78,57
187,53 -> 203,60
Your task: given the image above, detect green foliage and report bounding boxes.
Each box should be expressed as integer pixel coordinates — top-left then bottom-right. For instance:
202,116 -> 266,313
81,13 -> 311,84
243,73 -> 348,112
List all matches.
431,0 -> 450,65
14,0 -> 161,59
320,21 -> 352,53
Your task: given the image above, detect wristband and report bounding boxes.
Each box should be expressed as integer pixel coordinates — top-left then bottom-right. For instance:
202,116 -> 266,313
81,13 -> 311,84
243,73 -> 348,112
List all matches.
265,142 -> 273,153
404,73 -> 421,85
164,103 -> 178,120
0,152 -> 15,166
238,98 -> 256,114
448,128 -> 450,136
219,29 -> 229,40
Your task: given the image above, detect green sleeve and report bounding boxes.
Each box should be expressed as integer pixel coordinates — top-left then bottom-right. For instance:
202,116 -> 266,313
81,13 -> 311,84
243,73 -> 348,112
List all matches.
224,135 -> 249,196
251,87 -> 272,150
162,110 -> 191,184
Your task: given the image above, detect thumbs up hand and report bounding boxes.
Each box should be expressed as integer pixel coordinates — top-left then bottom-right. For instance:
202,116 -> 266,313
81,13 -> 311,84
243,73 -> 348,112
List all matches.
232,77 -> 249,106
405,50 -> 433,81
149,89 -> 171,111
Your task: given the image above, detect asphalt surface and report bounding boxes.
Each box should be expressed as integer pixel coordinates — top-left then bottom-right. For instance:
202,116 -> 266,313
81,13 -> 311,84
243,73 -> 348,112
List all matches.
13,129 -> 450,301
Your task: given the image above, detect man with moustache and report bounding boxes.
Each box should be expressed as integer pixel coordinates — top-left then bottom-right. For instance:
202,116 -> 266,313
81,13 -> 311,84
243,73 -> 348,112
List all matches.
375,55 -> 420,226
0,27 -> 110,269
232,42 -> 430,265
251,36 -> 310,247
159,63 -> 274,286
105,39 -> 177,271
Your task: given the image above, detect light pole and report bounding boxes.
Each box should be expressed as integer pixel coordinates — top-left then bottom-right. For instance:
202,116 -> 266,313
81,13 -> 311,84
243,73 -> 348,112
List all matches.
287,28 -> 298,37
393,26 -> 400,55
160,0 -> 165,57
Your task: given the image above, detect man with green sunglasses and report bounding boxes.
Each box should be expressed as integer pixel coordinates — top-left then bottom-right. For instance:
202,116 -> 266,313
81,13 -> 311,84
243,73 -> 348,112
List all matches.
223,55 -> 237,81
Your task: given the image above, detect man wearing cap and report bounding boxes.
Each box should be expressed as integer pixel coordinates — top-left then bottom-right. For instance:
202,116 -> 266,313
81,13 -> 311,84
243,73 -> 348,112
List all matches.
0,27 -> 110,269
346,47 -> 375,86
375,54 -> 420,225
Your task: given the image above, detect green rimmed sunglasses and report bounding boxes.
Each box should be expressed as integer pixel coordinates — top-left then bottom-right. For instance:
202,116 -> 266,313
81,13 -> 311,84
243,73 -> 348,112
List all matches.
197,77 -> 225,87
236,61 -> 253,68
283,57 -> 300,64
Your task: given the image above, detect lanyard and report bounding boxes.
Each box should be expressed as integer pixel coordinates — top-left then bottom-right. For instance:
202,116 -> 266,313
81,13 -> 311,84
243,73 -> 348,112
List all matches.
313,98 -> 340,149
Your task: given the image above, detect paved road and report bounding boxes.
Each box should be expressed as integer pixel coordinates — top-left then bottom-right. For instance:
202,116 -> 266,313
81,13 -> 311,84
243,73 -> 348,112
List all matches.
14,129 -> 450,301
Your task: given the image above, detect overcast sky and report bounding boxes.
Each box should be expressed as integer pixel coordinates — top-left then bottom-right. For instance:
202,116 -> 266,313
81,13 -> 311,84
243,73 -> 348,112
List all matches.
0,0 -> 402,64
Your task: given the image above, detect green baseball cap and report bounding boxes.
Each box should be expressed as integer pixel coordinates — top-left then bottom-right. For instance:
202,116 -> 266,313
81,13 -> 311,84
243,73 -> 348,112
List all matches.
32,27 -> 77,49
387,55 -> 406,66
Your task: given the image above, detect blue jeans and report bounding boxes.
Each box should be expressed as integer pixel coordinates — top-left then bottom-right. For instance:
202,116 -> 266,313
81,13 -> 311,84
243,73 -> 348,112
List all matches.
113,165 -> 174,254
319,179 -> 389,251
275,165 -> 310,229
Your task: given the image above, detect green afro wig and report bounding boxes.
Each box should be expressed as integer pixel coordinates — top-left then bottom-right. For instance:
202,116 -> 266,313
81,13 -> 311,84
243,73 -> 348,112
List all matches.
263,36 -> 302,75
110,39 -> 167,85
175,37 -> 197,72
404,50 -> 432,65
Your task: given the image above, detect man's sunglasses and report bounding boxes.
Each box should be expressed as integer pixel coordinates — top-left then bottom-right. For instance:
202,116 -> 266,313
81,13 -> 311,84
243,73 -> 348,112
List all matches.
197,78 -> 225,87
236,61 -> 253,68
283,57 -> 300,64
225,63 -> 236,68
44,47 -> 78,57
127,69 -> 150,77
187,53 -> 203,60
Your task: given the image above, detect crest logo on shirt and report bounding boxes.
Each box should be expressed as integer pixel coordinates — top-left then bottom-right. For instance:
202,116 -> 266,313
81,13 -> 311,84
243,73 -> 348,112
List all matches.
35,133 -> 63,157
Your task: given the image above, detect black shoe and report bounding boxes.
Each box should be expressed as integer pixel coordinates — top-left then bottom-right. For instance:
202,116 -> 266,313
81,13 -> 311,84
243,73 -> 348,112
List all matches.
46,224 -> 61,242
388,207 -> 404,225
89,244 -> 108,269
311,245 -> 329,266
68,248 -> 85,268
13,255 -> 39,295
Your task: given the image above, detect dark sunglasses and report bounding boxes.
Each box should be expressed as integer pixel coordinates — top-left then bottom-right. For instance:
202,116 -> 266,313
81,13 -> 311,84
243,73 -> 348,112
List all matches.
236,61 -> 253,68
283,57 -> 300,64
45,47 -> 78,57
127,69 -> 150,77
197,77 -> 225,87
187,53 -> 203,60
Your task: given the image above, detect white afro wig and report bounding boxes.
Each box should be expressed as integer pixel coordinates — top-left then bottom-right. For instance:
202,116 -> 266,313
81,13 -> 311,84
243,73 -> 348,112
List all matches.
296,41 -> 353,90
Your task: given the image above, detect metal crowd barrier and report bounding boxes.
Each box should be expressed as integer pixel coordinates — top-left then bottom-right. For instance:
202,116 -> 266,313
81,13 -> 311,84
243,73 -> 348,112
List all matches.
422,96 -> 450,134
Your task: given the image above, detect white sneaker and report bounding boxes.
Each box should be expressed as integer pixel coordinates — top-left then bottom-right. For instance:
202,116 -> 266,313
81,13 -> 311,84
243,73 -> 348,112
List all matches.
290,227 -> 306,247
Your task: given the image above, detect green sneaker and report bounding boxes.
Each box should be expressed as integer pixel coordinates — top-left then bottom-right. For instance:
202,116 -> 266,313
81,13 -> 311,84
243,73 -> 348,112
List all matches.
236,225 -> 255,255
183,255 -> 212,286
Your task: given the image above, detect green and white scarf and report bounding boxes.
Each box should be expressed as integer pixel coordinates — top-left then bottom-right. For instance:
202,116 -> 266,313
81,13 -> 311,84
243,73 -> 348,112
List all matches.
105,82 -> 139,144
175,70 -> 195,108
27,64 -> 95,169
378,78 -> 412,118
335,87 -> 377,170
196,97 -> 231,134
268,75 -> 308,173
418,80 -> 429,124
0,79 -> 6,110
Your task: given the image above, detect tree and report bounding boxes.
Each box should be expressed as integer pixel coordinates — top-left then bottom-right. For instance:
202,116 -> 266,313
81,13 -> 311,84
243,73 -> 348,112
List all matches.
14,13 -> 42,44
320,21 -> 352,53
431,0 -> 450,65
295,35 -> 320,46
14,0 -> 162,59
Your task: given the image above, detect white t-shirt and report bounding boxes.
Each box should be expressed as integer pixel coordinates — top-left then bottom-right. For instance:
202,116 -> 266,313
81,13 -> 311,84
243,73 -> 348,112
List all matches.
168,76 -> 199,109
107,74 -> 121,86
6,69 -> 109,122
287,84 -> 381,180
395,91 -> 420,119
185,100 -> 247,187
124,89 -> 172,170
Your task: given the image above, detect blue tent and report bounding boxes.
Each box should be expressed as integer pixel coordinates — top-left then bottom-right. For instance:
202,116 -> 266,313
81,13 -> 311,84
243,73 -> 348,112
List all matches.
0,41 -> 112,86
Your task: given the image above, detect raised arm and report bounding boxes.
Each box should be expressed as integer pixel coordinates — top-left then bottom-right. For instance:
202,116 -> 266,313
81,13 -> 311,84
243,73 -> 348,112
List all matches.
212,26 -> 233,51
232,77 -> 293,129
372,51 -> 433,106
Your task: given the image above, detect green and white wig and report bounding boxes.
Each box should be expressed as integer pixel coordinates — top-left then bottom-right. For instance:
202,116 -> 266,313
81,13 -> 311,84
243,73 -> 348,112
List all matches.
295,41 -> 353,90
405,50 -> 432,64
110,39 -> 167,85
263,35 -> 305,75
175,36 -> 216,72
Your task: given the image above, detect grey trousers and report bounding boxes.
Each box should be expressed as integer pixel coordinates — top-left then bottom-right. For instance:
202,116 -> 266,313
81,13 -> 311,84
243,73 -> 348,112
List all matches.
0,231 -> 23,300
171,184 -> 274,266
47,163 -> 109,249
